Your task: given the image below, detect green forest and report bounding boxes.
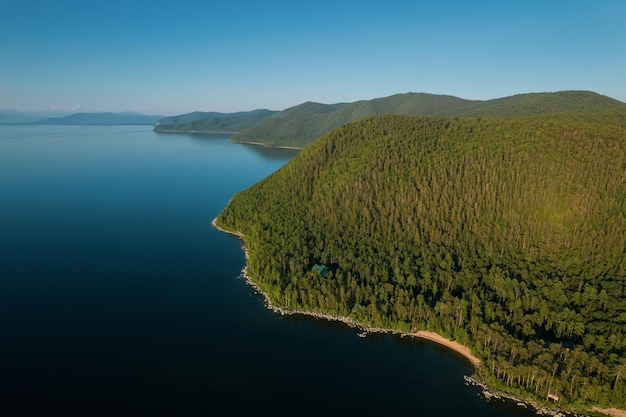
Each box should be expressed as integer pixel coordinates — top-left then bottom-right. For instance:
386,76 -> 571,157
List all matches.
215,113 -> 626,413
230,91 -> 626,148
153,109 -> 277,133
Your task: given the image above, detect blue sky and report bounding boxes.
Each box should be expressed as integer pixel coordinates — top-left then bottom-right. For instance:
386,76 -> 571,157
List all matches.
1,0 -> 625,115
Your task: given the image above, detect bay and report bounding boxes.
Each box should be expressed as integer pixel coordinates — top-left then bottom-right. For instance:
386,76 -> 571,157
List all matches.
0,125 -> 538,416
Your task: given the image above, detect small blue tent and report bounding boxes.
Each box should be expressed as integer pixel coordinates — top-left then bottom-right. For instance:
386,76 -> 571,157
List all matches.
312,264 -> 329,277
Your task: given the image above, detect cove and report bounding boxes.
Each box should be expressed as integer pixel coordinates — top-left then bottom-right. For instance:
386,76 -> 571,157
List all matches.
0,125 -> 540,416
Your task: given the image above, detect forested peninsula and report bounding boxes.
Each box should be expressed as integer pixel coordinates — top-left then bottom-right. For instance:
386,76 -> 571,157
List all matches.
155,91 -> 626,148
229,90 -> 626,148
215,110 -> 626,415
153,109 -> 277,133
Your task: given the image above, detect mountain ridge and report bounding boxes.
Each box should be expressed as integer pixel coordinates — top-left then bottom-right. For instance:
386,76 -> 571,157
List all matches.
230,90 -> 626,147
153,109 -> 278,133
152,91 -> 626,146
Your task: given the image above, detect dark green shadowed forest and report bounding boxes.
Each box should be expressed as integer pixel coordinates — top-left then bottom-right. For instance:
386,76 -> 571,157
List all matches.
216,113 -> 626,412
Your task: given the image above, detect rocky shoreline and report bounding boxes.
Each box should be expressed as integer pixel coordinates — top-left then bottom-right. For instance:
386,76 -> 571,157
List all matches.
211,218 -> 480,365
463,375 -> 587,417
228,139 -> 303,150
153,128 -> 239,134
211,217 -> 619,417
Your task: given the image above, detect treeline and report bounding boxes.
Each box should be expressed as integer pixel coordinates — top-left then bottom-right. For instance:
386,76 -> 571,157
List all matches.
154,109 -> 277,133
216,114 -> 626,411
230,93 -> 472,147
230,91 -> 626,148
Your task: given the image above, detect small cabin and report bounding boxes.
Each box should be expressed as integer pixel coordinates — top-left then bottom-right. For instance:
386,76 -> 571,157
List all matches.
547,393 -> 560,402
312,264 -> 329,277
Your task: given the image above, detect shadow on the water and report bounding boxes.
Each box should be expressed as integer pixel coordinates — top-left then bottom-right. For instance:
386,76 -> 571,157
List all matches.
154,131 -> 301,161
240,142 -> 300,161
154,131 -> 231,143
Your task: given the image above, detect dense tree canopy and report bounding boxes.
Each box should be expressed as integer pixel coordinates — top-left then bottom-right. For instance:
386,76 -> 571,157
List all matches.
216,113 -> 626,411
230,91 -> 626,148
154,109 -> 277,133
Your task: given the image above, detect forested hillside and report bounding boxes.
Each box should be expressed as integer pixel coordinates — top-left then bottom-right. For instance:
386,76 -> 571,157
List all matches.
216,113 -> 626,412
230,92 -> 475,147
153,109 -> 277,133
230,91 -> 626,148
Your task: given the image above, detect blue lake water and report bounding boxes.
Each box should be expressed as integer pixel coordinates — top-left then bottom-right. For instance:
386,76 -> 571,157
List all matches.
0,125 -> 540,416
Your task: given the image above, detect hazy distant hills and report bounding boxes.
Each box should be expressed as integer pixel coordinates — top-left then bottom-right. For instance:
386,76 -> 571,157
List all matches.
229,90 -> 626,148
0,110 -> 73,124
0,110 -> 164,125
36,112 -> 164,125
153,109 -> 278,133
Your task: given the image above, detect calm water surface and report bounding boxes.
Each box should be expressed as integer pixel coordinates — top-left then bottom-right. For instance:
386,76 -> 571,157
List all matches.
0,125 -> 539,416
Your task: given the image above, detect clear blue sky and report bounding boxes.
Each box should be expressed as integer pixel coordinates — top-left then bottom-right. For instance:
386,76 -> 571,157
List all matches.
1,0 -> 625,115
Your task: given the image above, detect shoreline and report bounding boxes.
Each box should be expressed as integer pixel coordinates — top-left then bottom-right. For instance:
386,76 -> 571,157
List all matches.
154,129 -> 239,134
592,408 -> 626,417
414,330 -> 481,367
211,218 -> 479,367
229,139 -> 303,150
154,129 -> 304,150
211,217 -> 624,417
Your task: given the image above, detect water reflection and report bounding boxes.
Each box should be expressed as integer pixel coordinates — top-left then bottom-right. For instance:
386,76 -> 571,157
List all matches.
240,142 -> 301,160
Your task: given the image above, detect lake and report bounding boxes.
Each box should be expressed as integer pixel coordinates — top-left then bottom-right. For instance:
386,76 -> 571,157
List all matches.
0,125 -> 540,416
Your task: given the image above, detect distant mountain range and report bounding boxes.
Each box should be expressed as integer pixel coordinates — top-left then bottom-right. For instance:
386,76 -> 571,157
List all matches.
0,111 -> 164,125
154,90 -> 626,148
0,110 -> 73,124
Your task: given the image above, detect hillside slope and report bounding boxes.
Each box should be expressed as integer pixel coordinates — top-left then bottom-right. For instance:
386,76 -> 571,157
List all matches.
230,91 -> 626,148
230,92 -> 475,147
216,113 -> 626,411
153,109 -> 277,133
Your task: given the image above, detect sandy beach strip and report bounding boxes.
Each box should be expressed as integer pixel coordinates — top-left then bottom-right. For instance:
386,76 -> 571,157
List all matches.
592,407 -> 626,417
413,330 -> 481,367
212,217 -> 481,368
215,219 -> 626,416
